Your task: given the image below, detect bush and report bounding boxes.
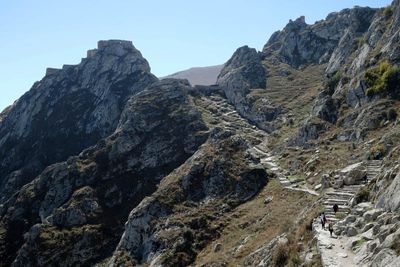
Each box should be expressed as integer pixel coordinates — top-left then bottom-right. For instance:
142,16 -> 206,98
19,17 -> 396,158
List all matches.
383,6 -> 394,17
370,143 -> 386,160
327,72 -> 342,92
273,243 -> 289,267
352,37 -> 364,51
355,187 -> 370,204
365,61 -> 400,97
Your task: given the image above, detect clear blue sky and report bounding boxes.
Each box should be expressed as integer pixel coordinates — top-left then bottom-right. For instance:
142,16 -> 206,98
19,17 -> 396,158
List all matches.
0,0 -> 392,111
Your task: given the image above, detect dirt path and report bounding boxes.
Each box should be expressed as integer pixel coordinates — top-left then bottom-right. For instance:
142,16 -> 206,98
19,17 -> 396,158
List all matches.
314,221 -> 357,267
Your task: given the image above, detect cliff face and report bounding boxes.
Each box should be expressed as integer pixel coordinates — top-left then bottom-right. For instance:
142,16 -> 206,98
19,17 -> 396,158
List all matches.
0,40 -> 157,204
217,46 -> 279,132
0,79 -> 209,266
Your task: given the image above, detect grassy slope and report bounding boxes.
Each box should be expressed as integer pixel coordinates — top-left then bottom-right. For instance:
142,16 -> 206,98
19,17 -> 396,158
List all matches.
193,179 -> 318,266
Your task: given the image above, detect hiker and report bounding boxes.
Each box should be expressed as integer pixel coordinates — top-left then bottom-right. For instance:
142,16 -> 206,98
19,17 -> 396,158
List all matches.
328,221 -> 334,237
363,173 -> 368,184
333,203 -> 339,214
320,213 -> 326,230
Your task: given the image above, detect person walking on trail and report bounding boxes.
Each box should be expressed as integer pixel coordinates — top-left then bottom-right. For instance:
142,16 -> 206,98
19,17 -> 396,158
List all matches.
328,221 -> 334,237
320,213 -> 326,230
333,203 -> 339,214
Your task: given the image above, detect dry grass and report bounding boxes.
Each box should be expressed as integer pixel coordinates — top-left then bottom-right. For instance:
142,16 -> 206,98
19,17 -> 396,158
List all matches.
193,179 -> 318,266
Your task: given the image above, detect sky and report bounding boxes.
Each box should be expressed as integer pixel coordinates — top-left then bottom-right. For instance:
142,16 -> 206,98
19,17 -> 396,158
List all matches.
0,0 -> 392,111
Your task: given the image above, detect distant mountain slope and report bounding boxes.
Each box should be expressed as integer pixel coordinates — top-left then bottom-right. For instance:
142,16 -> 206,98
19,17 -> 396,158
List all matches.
161,64 -> 223,85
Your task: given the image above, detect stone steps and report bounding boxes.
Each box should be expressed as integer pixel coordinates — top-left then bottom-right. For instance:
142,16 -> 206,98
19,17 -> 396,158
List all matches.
321,185 -> 366,227
253,147 -> 270,157
366,160 -> 382,179
323,199 -> 349,205
254,145 -> 270,155
325,192 -> 354,199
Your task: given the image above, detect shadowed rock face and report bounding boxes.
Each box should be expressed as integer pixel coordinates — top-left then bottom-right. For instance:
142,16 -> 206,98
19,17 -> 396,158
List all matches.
0,40 -> 158,204
0,79 -> 209,266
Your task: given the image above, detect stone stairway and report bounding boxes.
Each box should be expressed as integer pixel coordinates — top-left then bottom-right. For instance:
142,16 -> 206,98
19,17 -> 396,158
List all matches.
252,142 -> 319,195
322,185 -> 362,223
198,95 -> 318,195
252,143 -> 293,186
198,96 -> 264,138
366,160 -> 382,180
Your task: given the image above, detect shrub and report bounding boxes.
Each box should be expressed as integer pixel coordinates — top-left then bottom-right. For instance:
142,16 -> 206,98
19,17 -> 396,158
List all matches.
383,6 -> 394,17
355,187 -> 370,204
273,243 -> 289,267
352,37 -> 364,51
289,252 -> 302,267
365,61 -> 400,97
370,143 -> 386,160
326,71 -> 342,92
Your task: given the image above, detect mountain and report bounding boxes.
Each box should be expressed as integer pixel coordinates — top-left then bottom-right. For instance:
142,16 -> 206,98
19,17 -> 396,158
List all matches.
1,1 -> 400,266
161,64 -> 224,86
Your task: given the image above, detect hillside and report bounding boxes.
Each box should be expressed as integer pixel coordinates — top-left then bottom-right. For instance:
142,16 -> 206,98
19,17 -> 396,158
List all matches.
1,1 -> 400,266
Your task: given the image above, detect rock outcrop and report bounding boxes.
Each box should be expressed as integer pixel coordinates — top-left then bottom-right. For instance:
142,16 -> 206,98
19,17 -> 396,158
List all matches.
0,40 -> 158,204
263,7 -> 376,69
0,79 -> 209,266
378,169 -> 400,212
110,129 -> 268,266
217,46 -> 280,131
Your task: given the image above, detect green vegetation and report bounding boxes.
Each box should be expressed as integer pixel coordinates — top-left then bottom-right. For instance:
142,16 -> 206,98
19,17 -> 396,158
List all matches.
365,61 -> 400,97
335,212 -> 347,220
369,143 -> 386,160
327,72 -> 342,92
383,6 -> 394,17
353,37 -> 364,51
355,187 -> 370,204
353,239 -> 367,249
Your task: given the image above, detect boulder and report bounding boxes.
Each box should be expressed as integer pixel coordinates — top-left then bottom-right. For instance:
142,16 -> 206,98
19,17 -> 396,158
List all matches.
362,223 -> 375,233
314,184 -> 322,190
333,178 -> 344,189
381,228 -> 400,250
321,174 -> 331,188
339,162 -> 366,185
371,248 -> 400,267
364,209 -> 384,222
347,226 -> 358,237
345,215 -> 357,224
213,243 -> 222,252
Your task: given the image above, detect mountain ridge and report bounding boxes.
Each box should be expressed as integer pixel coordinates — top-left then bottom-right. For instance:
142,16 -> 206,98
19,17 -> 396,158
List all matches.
1,1 -> 400,266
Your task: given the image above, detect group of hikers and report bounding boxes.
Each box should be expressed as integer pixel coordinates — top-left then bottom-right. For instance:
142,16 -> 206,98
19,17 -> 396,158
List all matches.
320,203 -> 339,237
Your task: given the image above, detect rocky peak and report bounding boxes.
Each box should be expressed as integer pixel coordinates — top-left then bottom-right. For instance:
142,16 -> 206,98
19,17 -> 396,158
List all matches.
0,40 -> 157,204
286,16 -> 307,31
218,45 -> 266,90
263,7 -> 377,68
0,78 -> 208,267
